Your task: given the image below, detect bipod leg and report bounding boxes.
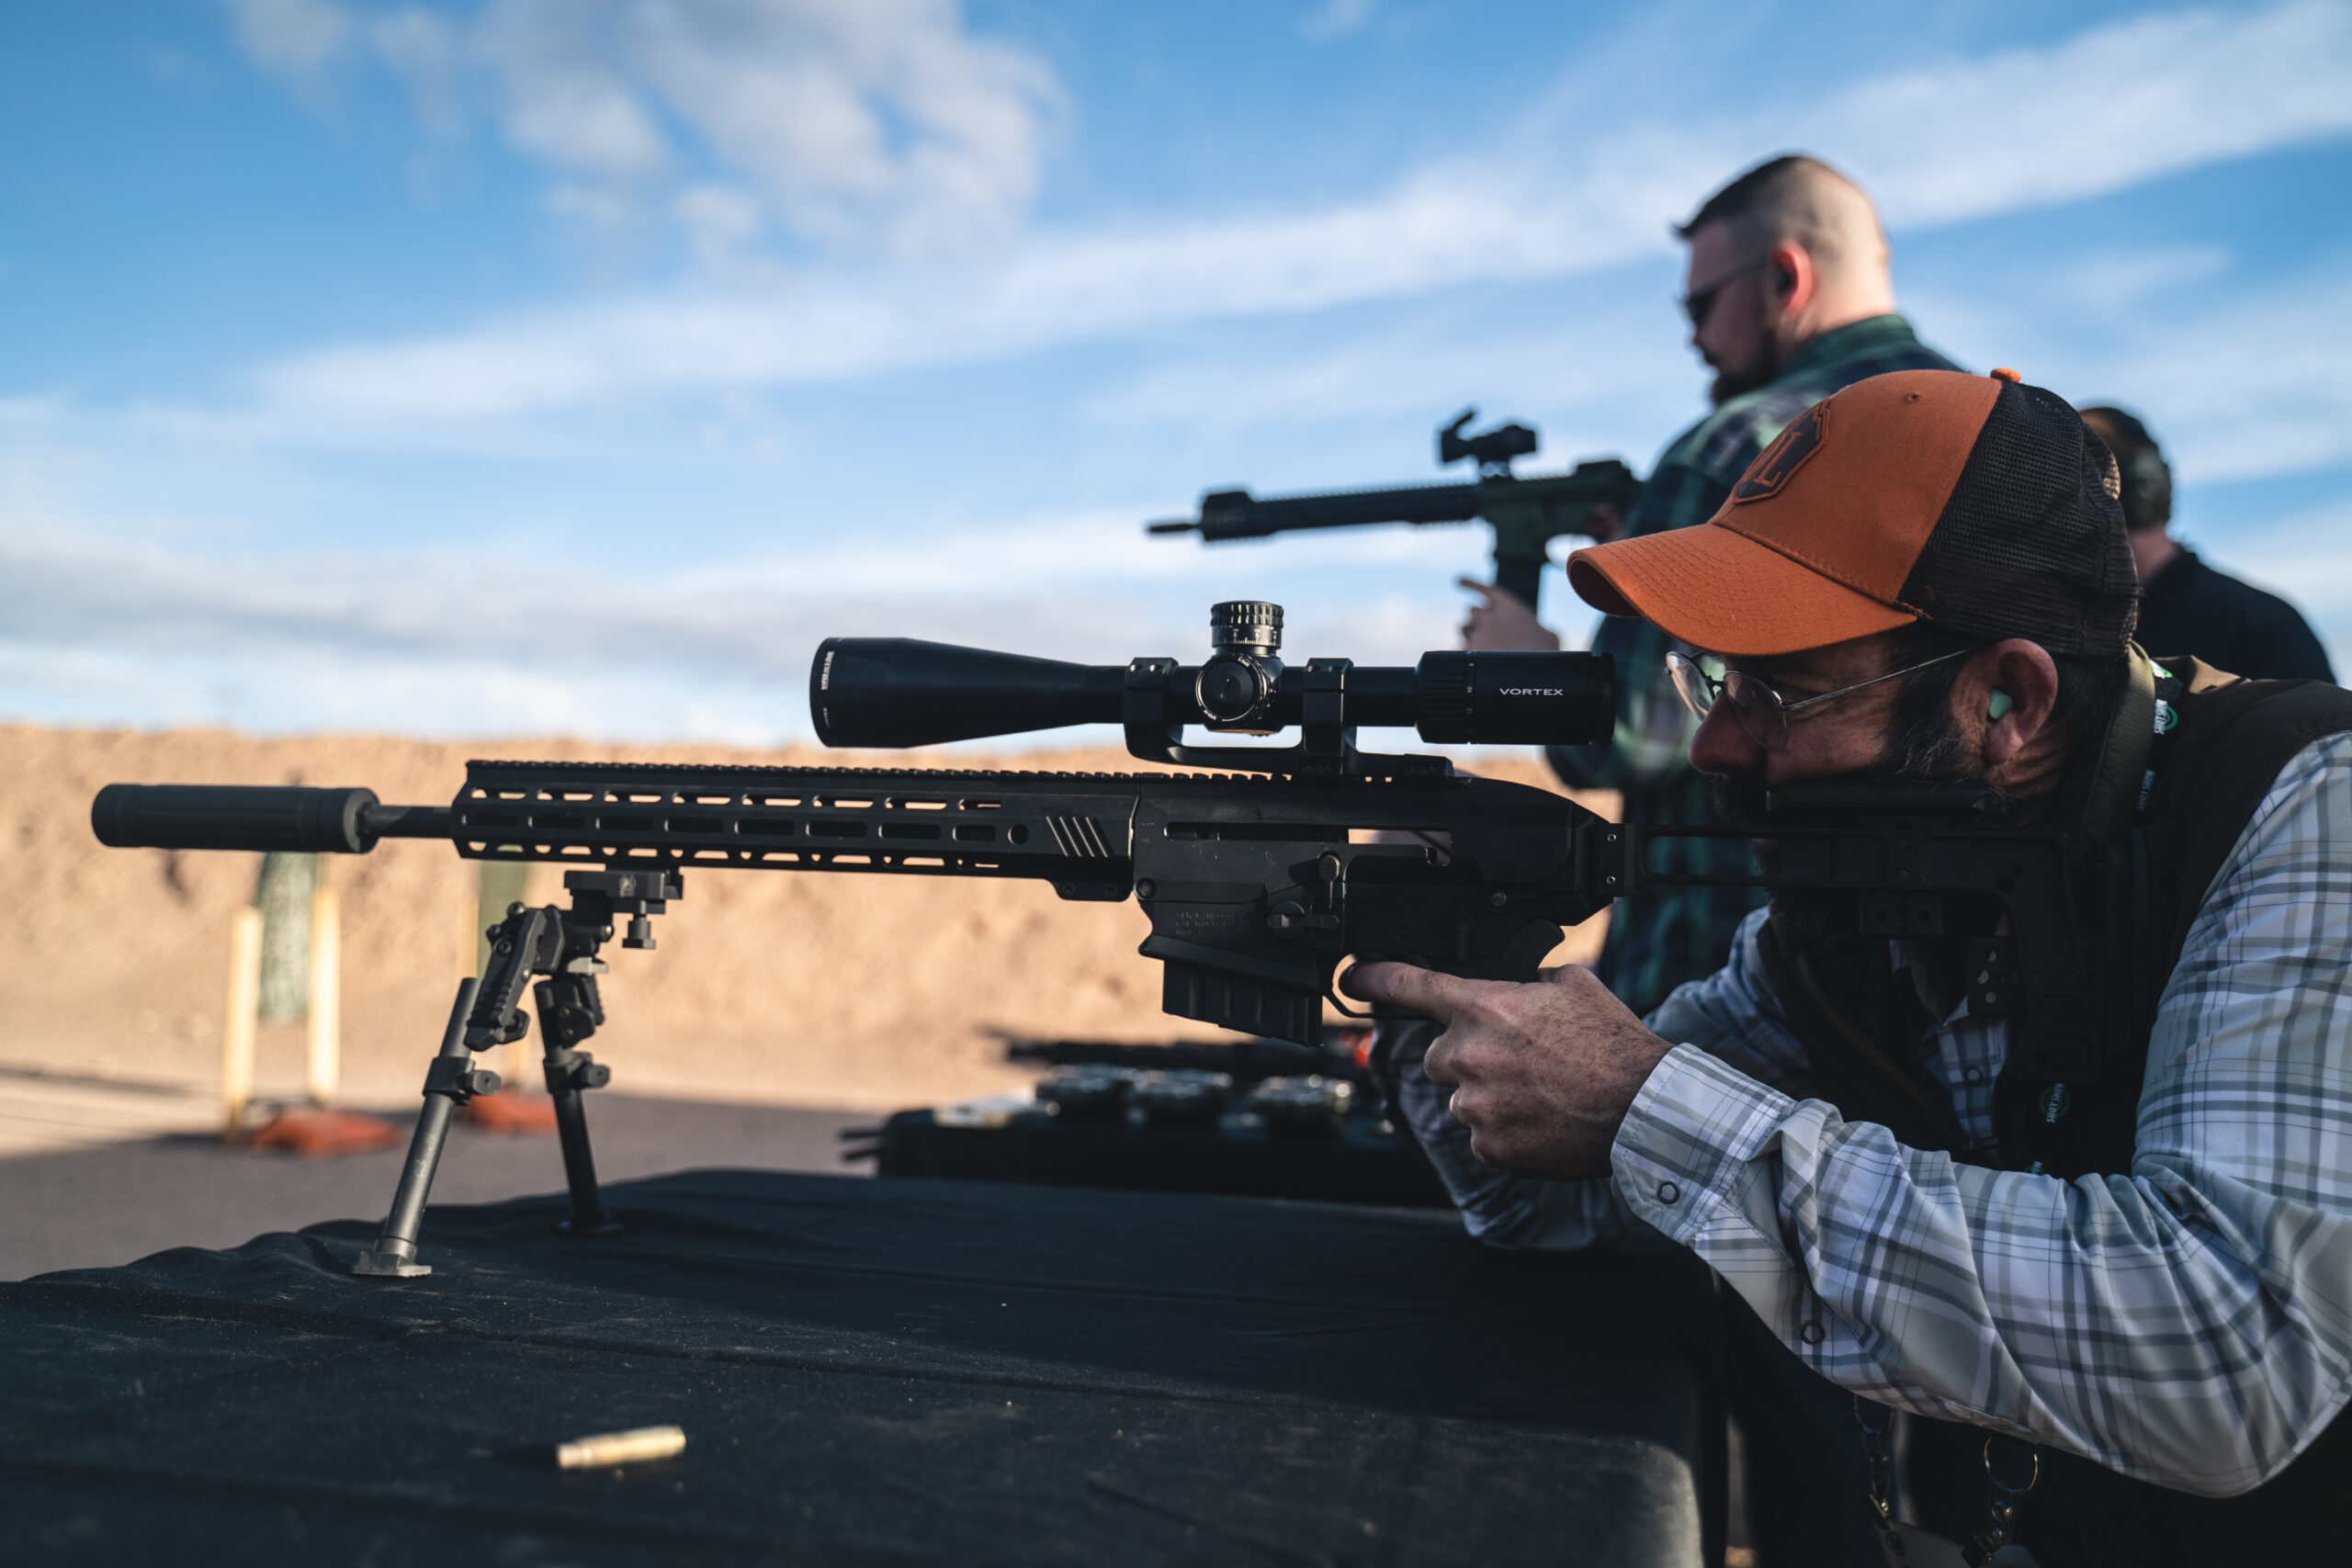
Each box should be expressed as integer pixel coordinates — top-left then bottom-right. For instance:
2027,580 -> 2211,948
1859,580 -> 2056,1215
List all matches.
547,1063 -> 617,1235
354,979 -> 501,1278
537,974 -> 619,1236
528,866 -> 677,1238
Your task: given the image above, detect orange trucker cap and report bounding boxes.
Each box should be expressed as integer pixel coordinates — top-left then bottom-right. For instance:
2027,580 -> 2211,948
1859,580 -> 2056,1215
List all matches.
1566,369 -> 2138,659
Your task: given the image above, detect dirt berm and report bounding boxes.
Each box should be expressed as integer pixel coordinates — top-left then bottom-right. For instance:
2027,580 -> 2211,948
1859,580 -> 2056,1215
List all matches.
2,726 -> 1613,1112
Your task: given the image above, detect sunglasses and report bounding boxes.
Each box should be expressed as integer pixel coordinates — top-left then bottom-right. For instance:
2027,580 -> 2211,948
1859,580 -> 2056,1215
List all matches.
1665,648 -> 1975,752
1678,254 -> 1774,328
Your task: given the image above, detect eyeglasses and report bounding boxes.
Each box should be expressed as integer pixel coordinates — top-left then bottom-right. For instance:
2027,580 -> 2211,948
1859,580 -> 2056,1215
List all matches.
1678,254 -> 1773,327
1666,647 -> 1975,752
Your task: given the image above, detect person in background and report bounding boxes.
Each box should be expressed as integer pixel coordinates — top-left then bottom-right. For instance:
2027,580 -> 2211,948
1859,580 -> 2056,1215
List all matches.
1450,153 -> 1960,1567
2077,406 -> 2334,682
1461,154 -> 1961,1022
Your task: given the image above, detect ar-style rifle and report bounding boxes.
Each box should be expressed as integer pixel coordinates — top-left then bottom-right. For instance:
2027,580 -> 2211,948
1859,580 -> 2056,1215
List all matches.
91,603 -> 2118,1275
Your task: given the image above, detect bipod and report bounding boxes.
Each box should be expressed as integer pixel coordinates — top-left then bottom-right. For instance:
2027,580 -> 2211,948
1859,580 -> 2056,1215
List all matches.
352,867 -> 683,1279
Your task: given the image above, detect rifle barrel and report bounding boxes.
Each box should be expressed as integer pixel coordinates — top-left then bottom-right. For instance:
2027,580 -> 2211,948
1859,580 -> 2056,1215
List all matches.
1157,481 -> 1481,542
367,804 -> 458,840
1150,462 -> 1640,548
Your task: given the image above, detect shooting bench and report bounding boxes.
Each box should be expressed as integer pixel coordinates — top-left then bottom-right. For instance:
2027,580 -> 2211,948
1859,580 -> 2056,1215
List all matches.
1,1170 -> 1725,1566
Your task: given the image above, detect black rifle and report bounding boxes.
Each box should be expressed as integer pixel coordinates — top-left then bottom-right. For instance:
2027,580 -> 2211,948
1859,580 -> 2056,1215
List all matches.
1147,410 -> 1640,612
88,604 -> 2123,1277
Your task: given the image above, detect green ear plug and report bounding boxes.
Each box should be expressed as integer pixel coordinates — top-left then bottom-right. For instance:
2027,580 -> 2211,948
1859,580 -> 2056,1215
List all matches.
1988,691 -> 2014,722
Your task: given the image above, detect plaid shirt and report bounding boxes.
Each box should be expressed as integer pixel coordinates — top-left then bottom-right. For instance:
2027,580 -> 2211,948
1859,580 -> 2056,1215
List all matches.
1551,315 -> 1962,1017
1400,733 -> 2352,1496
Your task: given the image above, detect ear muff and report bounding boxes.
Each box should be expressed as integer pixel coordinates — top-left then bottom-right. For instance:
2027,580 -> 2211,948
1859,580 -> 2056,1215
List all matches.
2120,449 -> 2173,530
1988,691 -> 2015,722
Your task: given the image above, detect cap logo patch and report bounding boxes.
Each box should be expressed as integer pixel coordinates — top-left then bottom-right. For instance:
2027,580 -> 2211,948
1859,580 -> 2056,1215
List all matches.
1732,402 -> 1825,503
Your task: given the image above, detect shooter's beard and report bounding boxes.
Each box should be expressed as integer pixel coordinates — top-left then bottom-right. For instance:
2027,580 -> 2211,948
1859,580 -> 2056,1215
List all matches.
1706,341 -> 1780,405
1706,706 -> 2023,942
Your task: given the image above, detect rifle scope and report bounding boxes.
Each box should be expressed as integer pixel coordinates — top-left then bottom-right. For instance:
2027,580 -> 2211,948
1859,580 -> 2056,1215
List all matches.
812,601 -> 1613,750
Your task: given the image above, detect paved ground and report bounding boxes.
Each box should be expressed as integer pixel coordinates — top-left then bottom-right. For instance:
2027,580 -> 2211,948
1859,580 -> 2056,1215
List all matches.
0,1066 -> 225,1160
0,1066 -> 875,1280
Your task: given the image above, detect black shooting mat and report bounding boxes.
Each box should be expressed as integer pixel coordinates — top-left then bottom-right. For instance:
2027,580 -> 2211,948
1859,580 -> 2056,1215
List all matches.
869,1109 -> 1455,1207
0,1170 -> 1722,1566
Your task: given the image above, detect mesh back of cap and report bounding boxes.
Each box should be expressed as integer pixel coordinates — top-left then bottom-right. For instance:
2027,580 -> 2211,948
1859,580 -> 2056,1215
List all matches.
1898,381 -> 2138,656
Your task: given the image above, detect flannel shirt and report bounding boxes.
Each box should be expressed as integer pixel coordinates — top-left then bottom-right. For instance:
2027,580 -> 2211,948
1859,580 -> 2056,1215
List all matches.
1398,732 -> 2352,1496
1551,315 -> 1962,1018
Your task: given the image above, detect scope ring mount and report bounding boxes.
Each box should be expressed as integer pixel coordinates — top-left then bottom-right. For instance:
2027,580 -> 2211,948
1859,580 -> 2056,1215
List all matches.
1125,604 -> 1452,781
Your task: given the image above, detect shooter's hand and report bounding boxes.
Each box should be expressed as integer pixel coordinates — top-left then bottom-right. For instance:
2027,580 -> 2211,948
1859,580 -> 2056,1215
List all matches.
1340,962 -> 1670,1179
1458,581 -> 1560,652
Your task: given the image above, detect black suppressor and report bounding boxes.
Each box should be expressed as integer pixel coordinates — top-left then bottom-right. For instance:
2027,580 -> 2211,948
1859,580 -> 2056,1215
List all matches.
90,784 -> 453,854
810,637 -> 1613,749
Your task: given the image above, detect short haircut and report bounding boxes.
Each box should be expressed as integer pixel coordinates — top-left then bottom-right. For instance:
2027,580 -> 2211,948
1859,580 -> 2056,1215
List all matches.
1677,154 -> 1887,276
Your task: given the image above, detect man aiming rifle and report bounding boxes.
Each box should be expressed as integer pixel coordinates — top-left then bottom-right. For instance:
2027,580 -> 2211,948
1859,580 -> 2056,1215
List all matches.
1460,152 -> 1965,1567
1355,367 -> 2352,1563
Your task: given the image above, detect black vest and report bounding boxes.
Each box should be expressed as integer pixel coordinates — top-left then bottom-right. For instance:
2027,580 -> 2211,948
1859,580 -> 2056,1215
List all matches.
1762,665 -> 2352,1565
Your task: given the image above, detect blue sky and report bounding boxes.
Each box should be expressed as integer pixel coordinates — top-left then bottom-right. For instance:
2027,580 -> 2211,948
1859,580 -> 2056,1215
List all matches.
4,0 -> 2349,745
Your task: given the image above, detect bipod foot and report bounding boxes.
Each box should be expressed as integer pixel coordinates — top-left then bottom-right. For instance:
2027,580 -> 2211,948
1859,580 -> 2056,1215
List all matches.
353,1238 -> 432,1279
556,1215 -> 624,1238
354,978 -> 495,1282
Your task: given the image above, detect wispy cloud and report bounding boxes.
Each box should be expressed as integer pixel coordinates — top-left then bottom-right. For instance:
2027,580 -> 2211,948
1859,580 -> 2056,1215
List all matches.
2212,501 -> 2352,612
0,505 -> 1484,740
2045,245 -> 2236,315
2097,282 -> 2352,483
220,0 -> 354,94
1824,4 -> 2352,229
1082,291 -> 1681,440
1903,251 -> 2352,484
34,2 -> 2348,745
229,2 -> 2352,434
220,0 -> 1064,259
1299,0 -> 1377,45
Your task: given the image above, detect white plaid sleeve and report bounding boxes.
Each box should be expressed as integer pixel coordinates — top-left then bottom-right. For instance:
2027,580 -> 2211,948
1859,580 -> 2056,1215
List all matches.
1387,908 -> 1828,1250
1613,734 -> 2352,1496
